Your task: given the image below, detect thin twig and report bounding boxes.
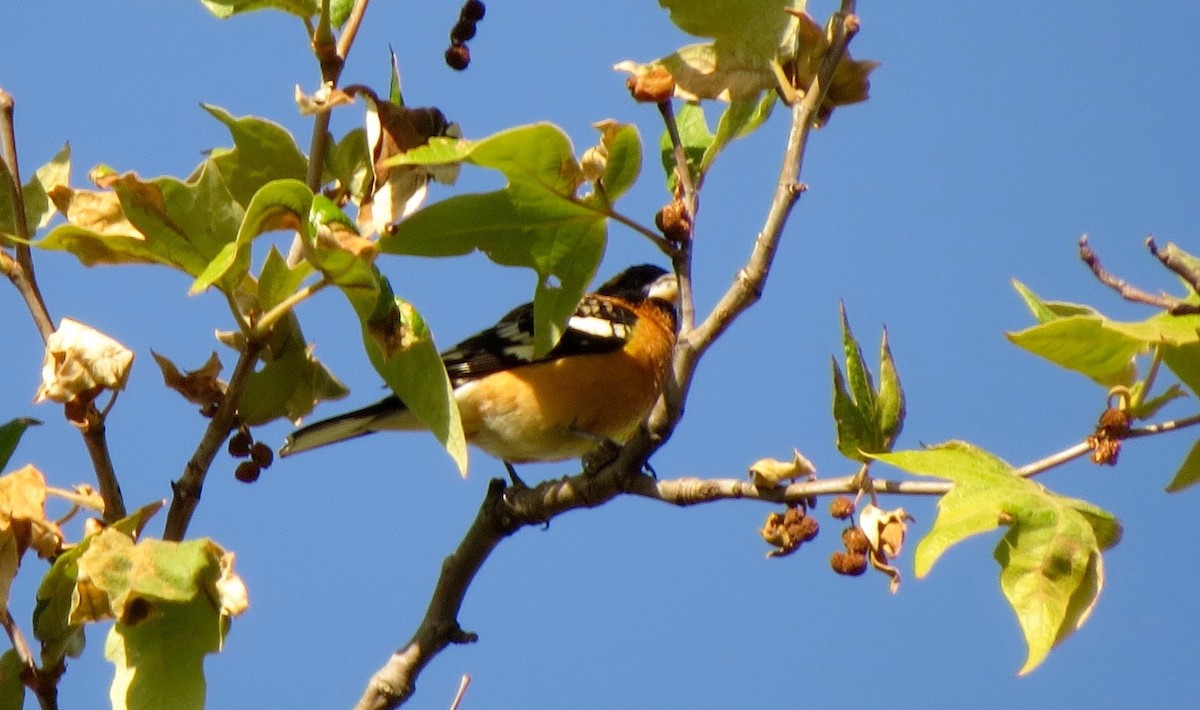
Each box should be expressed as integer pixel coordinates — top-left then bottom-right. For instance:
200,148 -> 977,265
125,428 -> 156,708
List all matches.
0,89 -> 55,341
3,608 -> 57,710
80,415 -> 126,522
163,339 -> 265,541
1079,235 -> 1200,314
1146,236 -> 1200,298
254,277 -> 329,335
336,0 -> 372,60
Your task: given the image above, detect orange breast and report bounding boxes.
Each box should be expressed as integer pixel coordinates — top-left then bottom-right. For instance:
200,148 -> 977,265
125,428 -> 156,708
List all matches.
454,308 -> 675,463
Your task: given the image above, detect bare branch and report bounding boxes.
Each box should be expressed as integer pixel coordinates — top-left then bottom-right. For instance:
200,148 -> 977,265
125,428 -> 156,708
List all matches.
0,89 -> 54,341
1079,235 -> 1200,314
1147,236 -> 1200,298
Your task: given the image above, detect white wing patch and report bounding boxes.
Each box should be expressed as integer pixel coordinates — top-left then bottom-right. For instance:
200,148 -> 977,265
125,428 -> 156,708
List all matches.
568,314 -> 630,341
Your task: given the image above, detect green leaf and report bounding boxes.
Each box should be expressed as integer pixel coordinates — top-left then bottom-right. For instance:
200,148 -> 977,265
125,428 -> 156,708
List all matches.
661,102 -> 713,191
1006,315 -> 1143,387
1165,438 -> 1200,493
239,328 -> 349,426
388,45 -> 404,106
877,441 -> 1121,674
700,93 -> 776,175
1128,383 -> 1185,420
1161,340 -> 1200,396
324,128 -> 371,203
1011,279 -> 1098,323
258,246 -> 313,312
0,143 -> 70,239
659,0 -> 796,61
40,160 -> 244,282
831,305 -> 905,461
95,537 -> 238,710
299,197 -> 466,473
877,329 -> 905,447
0,418 -> 40,473
190,178 -> 312,295
202,105 -> 308,208
364,297 -> 468,475
0,650 -> 23,710
33,501 -> 164,669
840,303 -> 876,415
596,122 -> 642,203
200,0 -> 317,20
831,358 -> 874,462
381,124 -> 607,356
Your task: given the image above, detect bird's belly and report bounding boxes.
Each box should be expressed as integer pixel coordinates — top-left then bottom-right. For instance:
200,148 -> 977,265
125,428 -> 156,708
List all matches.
453,352 -> 663,463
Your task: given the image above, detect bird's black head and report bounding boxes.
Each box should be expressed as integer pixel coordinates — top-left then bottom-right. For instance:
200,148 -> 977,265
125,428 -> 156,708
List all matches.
595,264 -> 674,303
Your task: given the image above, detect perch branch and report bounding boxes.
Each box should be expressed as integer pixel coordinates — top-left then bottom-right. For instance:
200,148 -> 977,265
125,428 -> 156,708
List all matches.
354,397 -> 1200,708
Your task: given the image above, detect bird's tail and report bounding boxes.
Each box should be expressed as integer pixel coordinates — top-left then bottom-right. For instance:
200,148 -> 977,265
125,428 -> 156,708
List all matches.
279,396 -> 408,457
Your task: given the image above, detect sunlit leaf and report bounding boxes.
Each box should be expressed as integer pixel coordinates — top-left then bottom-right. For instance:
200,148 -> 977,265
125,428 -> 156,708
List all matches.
0,144 -> 70,239
1165,439 -> 1200,493
200,0 -> 317,20
189,178 -> 311,295
660,102 -> 712,190
1007,316 -> 1143,387
1011,279 -> 1098,323
593,121 -> 642,203
877,442 -> 1121,674
381,123 -> 606,356
300,197 -> 465,472
40,161 -> 244,285
201,105 -> 308,209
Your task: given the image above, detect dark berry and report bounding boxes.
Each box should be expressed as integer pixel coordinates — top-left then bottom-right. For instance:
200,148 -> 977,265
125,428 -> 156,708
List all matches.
460,0 -> 486,22
235,461 -> 261,484
445,44 -> 471,71
228,429 -> 253,458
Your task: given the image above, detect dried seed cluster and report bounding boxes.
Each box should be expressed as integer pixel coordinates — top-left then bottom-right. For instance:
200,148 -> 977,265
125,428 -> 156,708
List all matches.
830,524 -> 870,577
760,505 -> 820,558
445,0 -> 486,71
228,426 -> 273,483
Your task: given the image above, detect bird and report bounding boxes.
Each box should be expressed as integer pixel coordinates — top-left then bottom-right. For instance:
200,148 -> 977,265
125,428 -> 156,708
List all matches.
279,264 -> 679,473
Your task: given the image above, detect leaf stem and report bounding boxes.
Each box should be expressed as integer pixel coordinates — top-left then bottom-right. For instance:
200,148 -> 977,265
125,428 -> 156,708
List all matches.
254,277 -> 331,336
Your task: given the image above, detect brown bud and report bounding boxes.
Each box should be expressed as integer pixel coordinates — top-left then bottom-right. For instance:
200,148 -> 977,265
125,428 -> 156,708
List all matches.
1097,406 -> 1132,436
235,461 -> 262,484
626,67 -> 675,103
829,495 -> 855,520
655,200 -> 692,244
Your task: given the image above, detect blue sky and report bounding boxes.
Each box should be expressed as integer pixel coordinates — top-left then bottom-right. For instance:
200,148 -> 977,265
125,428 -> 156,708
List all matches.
3,1 -> 1200,708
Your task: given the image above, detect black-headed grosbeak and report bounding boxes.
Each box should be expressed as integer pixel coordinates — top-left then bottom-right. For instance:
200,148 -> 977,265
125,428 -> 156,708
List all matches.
280,264 -> 678,468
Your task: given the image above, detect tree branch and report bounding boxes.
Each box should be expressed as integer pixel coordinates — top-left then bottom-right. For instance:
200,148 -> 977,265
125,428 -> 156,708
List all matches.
162,339 -> 265,541
3,89 -> 127,522
0,89 -> 54,341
